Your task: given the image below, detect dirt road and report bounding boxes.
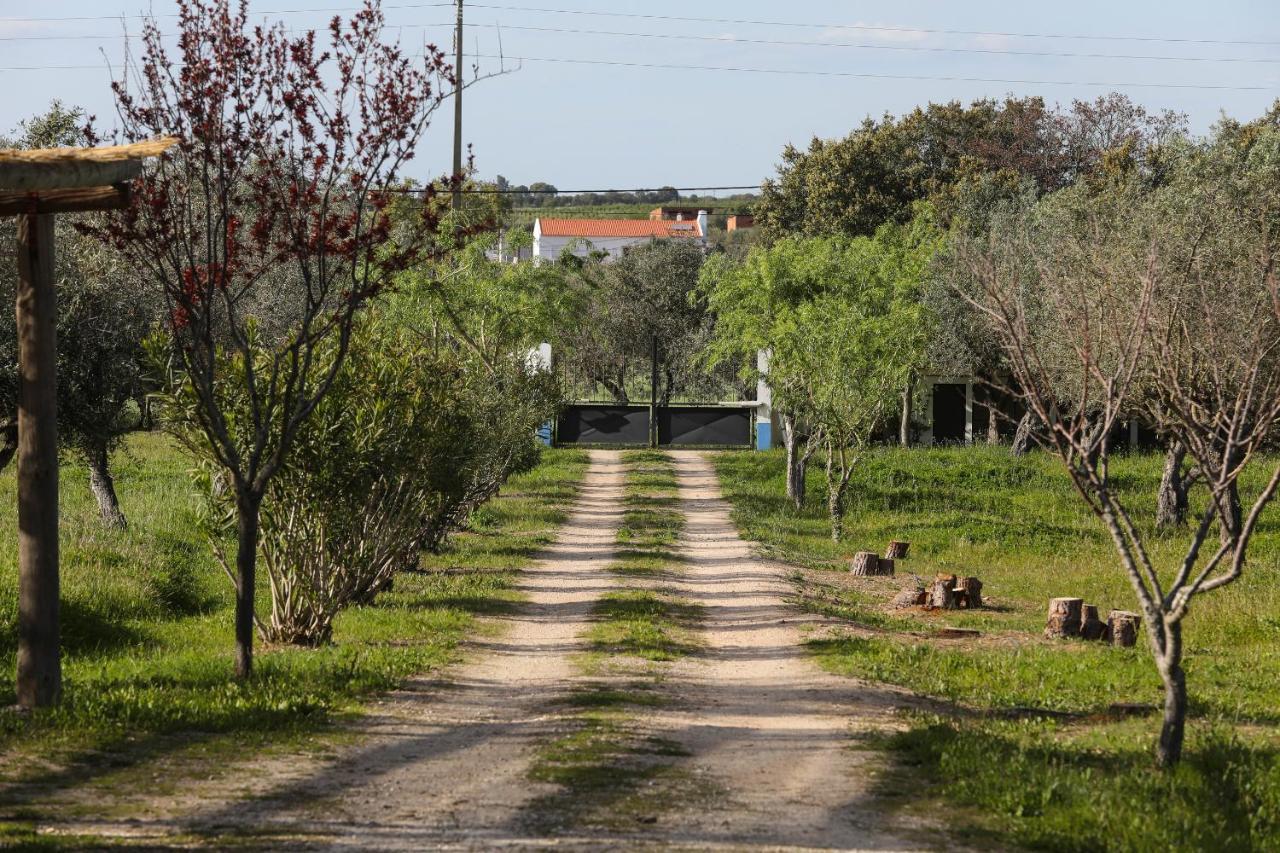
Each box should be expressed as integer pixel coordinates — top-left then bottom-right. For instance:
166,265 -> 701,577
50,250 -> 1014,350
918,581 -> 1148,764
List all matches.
38,449 -> 945,850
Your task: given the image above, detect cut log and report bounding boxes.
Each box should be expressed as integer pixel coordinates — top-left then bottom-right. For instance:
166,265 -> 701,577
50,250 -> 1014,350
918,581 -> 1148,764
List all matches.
878,557 -> 895,576
1079,604 -> 1106,641
954,577 -> 983,609
933,627 -> 981,639
926,574 -> 957,609
1044,597 -> 1083,639
850,550 -> 884,576
1107,611 -> 1142,648
885,540 -> 910,560
890,587 -> 925,608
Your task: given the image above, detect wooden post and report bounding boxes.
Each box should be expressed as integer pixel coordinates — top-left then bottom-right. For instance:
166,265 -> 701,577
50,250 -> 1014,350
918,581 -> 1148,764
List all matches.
15,213 -> 60,709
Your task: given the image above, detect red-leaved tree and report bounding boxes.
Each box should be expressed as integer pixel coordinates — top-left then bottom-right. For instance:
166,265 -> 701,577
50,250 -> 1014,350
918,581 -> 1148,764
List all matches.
95,0 -> 452,678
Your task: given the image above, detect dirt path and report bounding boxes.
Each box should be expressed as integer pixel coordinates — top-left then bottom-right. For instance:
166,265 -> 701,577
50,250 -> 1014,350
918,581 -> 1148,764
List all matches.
636,451 -> 936,851
180,449 -> 630,848
35,449 -> 950,850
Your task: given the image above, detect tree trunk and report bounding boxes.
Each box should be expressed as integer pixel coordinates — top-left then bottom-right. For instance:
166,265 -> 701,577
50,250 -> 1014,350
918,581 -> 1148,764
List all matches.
986,393 -> 1001,445
825,448 -> 847,542
1079,604 -> 1106,640
1011,411 -> 1034,457
899,380 -> 912,447
850,551 -> 881,576
1156,442 -> 1188,530
1107,610 -> 1142,647
88,446 -> 127,530
1218,479 -> 1242,549
927,575 -> 957,609
234,492 -> 262,680
1156,623 -> 1187,767
955,576 -> 983,609
783,414 -> 806,509
827,484 -> 845,543
1045,597 -> 1083,638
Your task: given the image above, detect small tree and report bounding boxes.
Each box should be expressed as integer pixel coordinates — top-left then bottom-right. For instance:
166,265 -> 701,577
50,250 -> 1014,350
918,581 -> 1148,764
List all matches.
705,219 -> 934,530
960,131 -> 1280,765
95,0 -> 450,677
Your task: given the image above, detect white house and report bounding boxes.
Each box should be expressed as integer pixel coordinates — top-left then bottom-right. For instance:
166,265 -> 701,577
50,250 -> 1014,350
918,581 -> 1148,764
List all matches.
532,212 -> 707,262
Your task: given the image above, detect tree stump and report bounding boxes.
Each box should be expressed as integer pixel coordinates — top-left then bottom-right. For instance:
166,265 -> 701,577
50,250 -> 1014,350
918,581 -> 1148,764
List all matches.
1044,597 -> 1083,638
878,557 -> 896,576
954,577 -> 983,609
926,574 -> 957,609
1107,611 -> 1142,648
891,586 -> 925,608
1079,604 -> 1106,641
851,551 -> 884,576
885,540 -> 910,560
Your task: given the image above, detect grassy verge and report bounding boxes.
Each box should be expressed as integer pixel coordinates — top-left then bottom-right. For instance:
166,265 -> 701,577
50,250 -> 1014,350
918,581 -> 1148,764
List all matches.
0,433 -> 588,829
528,449 -> 708,831
712,445 -> 1280,850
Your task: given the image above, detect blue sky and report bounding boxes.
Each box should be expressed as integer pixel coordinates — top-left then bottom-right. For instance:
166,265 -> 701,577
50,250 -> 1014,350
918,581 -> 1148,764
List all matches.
1,1 -> 1277,193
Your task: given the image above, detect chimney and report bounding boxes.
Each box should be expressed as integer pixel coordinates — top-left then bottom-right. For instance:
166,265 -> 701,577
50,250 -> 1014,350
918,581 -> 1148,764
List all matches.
697,209 -> 708,237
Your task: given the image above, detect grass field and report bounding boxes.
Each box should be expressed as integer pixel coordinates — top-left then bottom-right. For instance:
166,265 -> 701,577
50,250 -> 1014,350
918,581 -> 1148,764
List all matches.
0,433 -> 588,781
713,445 -> 1280,851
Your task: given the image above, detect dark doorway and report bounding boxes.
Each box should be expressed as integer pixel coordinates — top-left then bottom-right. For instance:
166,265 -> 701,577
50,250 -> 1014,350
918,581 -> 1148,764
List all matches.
932,383 -> 967,444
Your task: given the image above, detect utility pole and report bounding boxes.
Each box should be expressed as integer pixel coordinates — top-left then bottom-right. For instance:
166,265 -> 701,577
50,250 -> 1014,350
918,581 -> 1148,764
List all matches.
451,0 -> 464,213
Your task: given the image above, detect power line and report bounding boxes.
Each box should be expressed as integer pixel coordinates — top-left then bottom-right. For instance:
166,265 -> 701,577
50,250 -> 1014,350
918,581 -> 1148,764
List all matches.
463,4 -> 1280,48
0,51 -> 1269,91
470,53 -> 1273,92
1,2 -> 1276,48
4,19 -> 1275,65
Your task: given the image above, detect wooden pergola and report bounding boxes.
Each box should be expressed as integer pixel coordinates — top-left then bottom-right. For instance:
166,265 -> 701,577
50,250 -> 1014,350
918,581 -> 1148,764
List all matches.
1,137 -> 175,709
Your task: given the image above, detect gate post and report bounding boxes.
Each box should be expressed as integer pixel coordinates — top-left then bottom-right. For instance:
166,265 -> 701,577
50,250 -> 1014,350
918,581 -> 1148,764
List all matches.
530,342 -> 553,446
649,335 -> 659,448
755,349 -> 772,450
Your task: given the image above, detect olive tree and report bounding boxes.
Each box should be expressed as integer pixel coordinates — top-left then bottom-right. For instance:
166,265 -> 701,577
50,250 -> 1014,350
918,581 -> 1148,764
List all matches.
959,129 -> 1280,766
0,102 -> 158,526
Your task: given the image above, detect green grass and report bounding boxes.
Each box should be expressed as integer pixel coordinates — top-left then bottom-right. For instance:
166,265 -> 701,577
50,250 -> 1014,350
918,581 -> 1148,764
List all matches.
528,450 -> 706,832
524,683 -> 701,833
588,450 -> 699,660
712,444 -> 1280,850
0,433 -> 588,766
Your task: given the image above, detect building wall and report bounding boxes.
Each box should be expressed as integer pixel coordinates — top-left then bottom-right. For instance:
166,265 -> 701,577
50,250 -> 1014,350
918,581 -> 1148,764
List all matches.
533,234 -> 656,262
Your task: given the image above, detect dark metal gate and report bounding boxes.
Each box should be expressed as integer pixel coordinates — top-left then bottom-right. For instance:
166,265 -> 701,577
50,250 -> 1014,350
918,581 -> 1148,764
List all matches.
556,403 -> 753,448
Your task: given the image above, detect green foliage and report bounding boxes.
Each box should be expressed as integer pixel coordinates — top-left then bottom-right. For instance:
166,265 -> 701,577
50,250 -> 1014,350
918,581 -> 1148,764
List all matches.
555,239 -> 730,403
754,94 -> 1184,242
703,214 -> 942,537
0,433 -> 588,754
184,315 -> 559,645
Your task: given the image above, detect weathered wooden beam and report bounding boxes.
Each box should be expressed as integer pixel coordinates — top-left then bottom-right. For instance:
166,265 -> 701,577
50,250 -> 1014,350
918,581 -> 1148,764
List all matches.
0,184 -> 131,216
15,213 -> 60,709
0,136 -> 177,191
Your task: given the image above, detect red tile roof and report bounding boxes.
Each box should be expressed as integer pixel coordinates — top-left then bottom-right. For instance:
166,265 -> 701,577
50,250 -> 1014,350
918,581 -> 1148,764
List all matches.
537,218 -> 702,239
